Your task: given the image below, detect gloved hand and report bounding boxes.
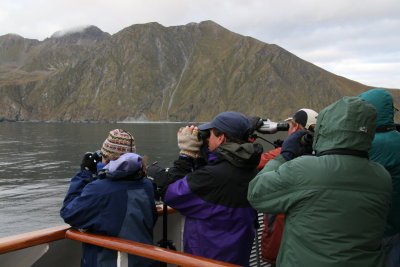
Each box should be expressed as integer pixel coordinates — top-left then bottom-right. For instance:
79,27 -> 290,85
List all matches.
80,151 -> 101,173
300,133 -> 314,146
147,162 -> 169,189
178,126 -> 203,158
281,130 -> 313,161
273,139 -> 284,148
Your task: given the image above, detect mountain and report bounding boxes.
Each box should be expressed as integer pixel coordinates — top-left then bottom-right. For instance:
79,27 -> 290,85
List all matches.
0,21 -> 398,122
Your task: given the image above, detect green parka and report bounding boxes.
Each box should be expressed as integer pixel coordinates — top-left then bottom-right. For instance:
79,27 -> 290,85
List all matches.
248,96 -> 392,267
359,88 -> 400,237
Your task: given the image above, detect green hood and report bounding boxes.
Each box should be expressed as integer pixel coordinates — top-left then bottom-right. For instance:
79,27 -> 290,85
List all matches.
313,96 -> 377,154
214,142 -> 263,168
359,88 -> 395,128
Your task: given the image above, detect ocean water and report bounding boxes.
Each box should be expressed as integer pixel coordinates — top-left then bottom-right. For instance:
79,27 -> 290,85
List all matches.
0,121 -> 279,238
0,122 -> 184,238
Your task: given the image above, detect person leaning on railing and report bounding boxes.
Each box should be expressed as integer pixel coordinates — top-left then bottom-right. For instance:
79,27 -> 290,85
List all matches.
60,129 -> 159,267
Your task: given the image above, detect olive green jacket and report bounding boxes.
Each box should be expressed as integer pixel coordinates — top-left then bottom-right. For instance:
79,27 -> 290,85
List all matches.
248,97 -> 392,267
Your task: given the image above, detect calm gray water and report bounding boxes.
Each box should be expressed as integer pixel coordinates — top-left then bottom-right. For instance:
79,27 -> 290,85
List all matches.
0,122 -> 279,238
0,122 -> 186,238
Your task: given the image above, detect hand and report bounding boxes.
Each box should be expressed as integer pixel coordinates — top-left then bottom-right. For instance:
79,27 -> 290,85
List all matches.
147,162 -> 169,189
177,126 -> 203,158
273,139 -> 284,148
80,152 -> 101,173
281,130 -> 313,161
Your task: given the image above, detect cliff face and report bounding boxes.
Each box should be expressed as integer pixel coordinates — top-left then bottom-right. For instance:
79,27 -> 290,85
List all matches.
0,21 -> 397,122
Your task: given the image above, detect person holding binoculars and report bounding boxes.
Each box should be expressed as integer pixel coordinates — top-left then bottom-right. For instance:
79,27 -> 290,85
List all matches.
153,111 -> 263,267
248,97 -> 392,267
60,129 -> 159,267
257,108 -> 318,266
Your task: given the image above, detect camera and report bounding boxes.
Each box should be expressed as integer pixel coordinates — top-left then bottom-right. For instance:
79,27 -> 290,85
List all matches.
94,150 -> 102,159
256,119 -> 289,134
147,162 -> 169,202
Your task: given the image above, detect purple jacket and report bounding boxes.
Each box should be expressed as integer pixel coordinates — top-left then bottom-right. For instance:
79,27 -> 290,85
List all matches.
165,143 -> 262,266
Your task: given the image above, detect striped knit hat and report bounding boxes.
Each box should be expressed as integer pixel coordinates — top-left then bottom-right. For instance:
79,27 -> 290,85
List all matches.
101,129 -> 135,160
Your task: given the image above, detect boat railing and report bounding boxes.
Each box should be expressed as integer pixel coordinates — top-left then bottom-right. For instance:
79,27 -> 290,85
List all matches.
0,225 -> 70,254
0,205 -> 243,267
66,228 -> 241,267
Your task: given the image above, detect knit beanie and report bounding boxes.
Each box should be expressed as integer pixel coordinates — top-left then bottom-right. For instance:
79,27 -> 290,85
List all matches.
101,129 -> 136,161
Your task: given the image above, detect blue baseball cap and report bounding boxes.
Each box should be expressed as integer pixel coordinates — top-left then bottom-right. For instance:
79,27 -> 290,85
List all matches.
198,111 -> 251,140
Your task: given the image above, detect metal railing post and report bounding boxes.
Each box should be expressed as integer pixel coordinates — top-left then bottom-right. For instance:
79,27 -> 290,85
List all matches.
117,251 -> 128,267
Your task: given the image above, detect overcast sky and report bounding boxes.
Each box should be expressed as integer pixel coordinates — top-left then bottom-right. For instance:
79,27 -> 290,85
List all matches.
0,0 -> 399,89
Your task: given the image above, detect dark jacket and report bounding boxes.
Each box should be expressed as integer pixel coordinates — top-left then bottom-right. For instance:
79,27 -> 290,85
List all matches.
60,153 -> 159,267
248,97 -> 392,267
164,142 -> 262,267
359,88 -> 400,237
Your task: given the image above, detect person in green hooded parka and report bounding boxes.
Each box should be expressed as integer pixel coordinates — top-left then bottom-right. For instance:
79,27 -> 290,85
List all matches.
359,88 -> 400,267
248,96 -> 392,267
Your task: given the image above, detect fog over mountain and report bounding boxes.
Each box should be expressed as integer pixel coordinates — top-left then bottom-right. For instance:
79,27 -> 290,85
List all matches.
0,21 -> 398,122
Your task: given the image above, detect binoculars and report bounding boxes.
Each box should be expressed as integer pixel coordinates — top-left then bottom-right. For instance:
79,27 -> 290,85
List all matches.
256,119 -> 289,134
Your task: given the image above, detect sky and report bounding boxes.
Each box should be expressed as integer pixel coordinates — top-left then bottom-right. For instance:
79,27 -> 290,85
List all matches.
0,0 -> 399,89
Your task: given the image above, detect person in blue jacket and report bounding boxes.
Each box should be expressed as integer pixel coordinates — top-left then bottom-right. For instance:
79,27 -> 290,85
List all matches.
359,88 -> 400,267
160,111 -> 263,267
60,129 -> 159,267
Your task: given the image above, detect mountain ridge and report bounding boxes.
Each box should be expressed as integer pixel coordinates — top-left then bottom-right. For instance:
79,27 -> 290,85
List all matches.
0,21 -> 398,122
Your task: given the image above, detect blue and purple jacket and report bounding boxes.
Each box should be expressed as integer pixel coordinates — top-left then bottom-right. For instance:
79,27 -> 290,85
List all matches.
164,142 -> 262,267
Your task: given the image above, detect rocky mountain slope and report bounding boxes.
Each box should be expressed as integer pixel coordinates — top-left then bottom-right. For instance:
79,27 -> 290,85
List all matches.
0,21 -> 398,122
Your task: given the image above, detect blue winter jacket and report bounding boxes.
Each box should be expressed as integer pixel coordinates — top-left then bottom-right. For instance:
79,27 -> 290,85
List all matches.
359,88 -> 400,237
60,153 -> 159,267
164,142 -> 262,267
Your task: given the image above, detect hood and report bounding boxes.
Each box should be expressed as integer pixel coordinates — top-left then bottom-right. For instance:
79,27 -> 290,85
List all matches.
99,153 -> 144,181
358,88 -> 395,128
313,96 -> 376,154
103,153 -> 142,173
213,142 -> 263,168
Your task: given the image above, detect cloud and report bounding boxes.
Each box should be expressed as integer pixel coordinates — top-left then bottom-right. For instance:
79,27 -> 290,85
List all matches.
321,60 -> 400,89
50,25 -> 93,38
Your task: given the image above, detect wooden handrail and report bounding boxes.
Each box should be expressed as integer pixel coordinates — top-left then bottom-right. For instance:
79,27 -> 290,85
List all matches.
0,225 -> 71,254
0,223 -> 242,266
0,204 -> 174,254
156,204 -> 177,215
66,229 -> 241,267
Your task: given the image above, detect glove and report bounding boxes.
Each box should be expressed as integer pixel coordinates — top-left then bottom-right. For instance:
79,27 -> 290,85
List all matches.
177,126 -> 203,158
273,139 -> 284,148
80,152 -> 101,173
300,133 -> 314,146
147,162 -> 169,189
280,130 -> 313,161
